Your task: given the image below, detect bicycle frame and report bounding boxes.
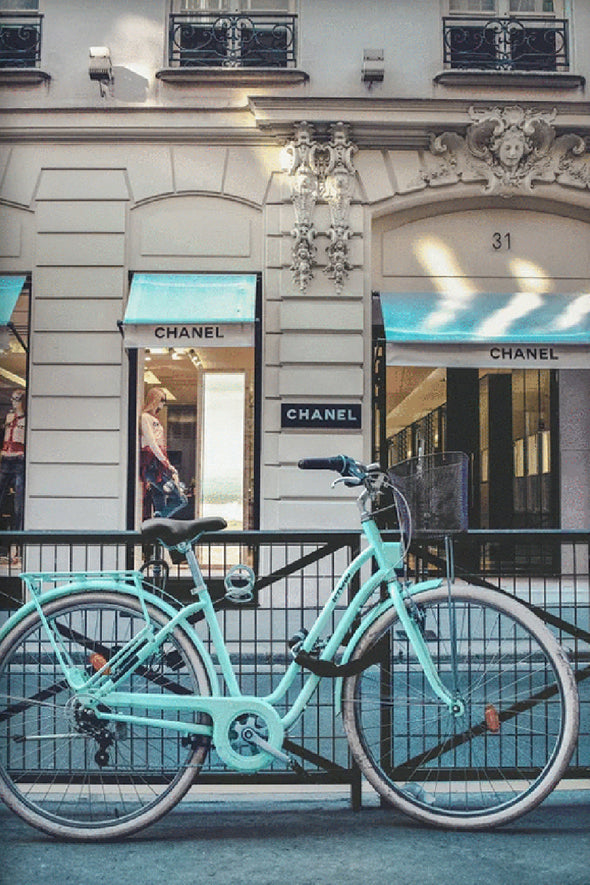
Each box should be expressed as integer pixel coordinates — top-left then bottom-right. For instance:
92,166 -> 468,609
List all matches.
11,516 -> 458,773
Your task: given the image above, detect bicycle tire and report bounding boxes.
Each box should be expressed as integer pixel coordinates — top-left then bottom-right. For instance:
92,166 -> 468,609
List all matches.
0,591 -> 211,840
342,585 -> 579,829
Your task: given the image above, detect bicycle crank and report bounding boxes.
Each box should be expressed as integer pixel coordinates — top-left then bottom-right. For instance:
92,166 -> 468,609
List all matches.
214,705 -> 285,772
239,721 -> 292,765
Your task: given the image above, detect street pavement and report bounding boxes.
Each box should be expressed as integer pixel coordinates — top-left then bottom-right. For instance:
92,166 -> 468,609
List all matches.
1,784 -> 589,885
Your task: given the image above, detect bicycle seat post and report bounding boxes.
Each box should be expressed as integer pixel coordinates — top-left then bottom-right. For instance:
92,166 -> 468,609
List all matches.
180,541 -> 208,596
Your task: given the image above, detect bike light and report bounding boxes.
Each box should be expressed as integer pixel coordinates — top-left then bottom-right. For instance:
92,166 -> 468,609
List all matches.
89,653 -> 111,675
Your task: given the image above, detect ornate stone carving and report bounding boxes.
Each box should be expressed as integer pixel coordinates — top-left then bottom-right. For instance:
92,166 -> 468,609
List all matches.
283,121 -> 358,292
322,122 -> 357,292
426,106 -> 590,197
282,122 -> 321,292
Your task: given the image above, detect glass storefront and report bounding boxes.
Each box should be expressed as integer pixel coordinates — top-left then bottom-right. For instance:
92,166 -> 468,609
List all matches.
0,276 -> 29,536
375,289 -> 590,530
381,363 -> 558,529
124,273 -> 259,531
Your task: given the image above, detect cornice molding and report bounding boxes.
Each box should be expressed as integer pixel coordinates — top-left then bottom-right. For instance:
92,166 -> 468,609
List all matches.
0,98 -> 589,154
249,97 -> 590,148
0,125 -> 271,145
0,107 -> 263,144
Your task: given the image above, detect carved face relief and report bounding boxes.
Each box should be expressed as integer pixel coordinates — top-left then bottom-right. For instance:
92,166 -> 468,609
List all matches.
495,128 -> 527,170
426,106 -> 590,197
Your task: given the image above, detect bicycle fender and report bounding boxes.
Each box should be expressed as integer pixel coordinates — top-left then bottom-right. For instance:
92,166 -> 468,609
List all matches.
0,580 -> 220,694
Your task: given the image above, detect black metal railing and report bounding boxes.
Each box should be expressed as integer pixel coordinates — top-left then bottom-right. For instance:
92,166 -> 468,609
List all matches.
0,529 -> 362,798
0,529 -> 587,787
443,16 -> 569,71
0,12 -> 42,68
168,12 -> 297,69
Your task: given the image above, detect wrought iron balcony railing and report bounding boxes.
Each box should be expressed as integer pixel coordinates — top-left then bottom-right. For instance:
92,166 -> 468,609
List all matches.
0,12 -> 42,68
168,12 -> 297,69
443,16 -> 569,72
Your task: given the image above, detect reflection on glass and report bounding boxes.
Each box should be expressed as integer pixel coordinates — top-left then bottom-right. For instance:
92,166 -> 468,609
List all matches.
0,283 -> 28,539
201,373 -> 245,529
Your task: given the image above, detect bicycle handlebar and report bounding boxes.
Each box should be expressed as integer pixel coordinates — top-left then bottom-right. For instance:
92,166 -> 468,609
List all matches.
298,455 -> 372,486
298,456 -> 349,473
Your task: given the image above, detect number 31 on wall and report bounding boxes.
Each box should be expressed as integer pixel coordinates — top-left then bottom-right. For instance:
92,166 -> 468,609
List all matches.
492,232 -> 511,250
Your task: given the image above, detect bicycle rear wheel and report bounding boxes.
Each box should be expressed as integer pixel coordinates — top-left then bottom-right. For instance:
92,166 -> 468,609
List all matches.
0,592 -> 211,840
342,585 -> 579,829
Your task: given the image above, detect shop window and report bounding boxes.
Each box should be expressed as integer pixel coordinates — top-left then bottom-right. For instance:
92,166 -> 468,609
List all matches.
0,275 -> 29,541
511,369 -> 555,528
125,273 -> 259,534
138,349 -> 256,531
201,372 -> 246,526
379,361 -> 558,531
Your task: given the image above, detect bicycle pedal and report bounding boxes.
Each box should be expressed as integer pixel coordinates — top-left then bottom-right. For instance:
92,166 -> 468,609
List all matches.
288,758 -> 309,777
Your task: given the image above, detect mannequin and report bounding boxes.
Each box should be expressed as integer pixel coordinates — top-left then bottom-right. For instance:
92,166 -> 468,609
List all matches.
0,389 -> 25,532
140,387 -> 186,519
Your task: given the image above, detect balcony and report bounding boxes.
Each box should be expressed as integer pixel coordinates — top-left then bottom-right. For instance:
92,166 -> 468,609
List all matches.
0,12 -> 42,67
443,15 -> 569,72
0,12 -> 48,84
436,15 -> 583,89
158,11 -> 307,87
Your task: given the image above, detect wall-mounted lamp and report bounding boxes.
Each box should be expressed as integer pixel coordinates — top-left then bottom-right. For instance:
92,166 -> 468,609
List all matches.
362,49 -> 384,85
89,46 -> 113,95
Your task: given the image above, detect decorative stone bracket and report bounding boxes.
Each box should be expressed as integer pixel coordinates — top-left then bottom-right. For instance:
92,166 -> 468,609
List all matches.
424,105 -> 590,197
283,121 -> 357,292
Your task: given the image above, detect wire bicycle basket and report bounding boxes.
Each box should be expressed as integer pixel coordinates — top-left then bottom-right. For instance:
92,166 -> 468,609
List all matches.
387,451 -> 469,537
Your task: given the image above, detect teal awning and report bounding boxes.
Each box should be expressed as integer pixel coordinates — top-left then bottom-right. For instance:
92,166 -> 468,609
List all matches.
123,273 -> 257,348
380,292 -> 590,369
125,273 -> 256,324
380,292 -> 590,343
0,276 -> 26,325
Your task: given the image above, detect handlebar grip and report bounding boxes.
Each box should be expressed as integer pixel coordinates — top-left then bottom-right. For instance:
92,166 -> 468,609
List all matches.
298,456 -> 347,473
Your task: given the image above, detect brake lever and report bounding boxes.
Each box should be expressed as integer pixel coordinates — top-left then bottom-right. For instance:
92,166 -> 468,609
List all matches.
332,476 -> 363,488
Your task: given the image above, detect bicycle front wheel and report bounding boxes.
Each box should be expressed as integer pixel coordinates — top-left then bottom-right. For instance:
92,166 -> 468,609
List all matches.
0,592 -> 211,840
342,585 -> 579,829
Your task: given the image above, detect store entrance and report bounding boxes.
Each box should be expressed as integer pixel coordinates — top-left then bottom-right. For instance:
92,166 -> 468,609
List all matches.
374,355 -> 559,530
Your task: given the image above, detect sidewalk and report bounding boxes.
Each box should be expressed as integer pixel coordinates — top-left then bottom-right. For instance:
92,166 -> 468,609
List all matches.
2,783 -> 589,885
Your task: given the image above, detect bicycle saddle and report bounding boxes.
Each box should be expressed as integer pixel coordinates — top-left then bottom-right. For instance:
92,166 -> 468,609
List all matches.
141,517 -> 227,546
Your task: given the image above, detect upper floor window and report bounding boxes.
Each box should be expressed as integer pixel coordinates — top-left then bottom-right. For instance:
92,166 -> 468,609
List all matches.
169,0 -> 297,68
444,0 -> 568,72
449,1 -> 557,10
0,0 -> 42,68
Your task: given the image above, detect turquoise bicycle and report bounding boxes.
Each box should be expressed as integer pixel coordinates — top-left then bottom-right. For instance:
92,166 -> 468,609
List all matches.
0,454 -> 579,839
